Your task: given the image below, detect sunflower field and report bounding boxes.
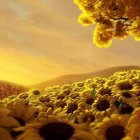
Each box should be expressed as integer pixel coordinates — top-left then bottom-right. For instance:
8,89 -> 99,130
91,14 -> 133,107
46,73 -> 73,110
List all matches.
0,69 -> 140,140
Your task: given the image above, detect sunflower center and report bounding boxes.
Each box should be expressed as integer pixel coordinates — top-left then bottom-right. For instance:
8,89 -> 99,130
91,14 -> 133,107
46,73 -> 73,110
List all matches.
63,90 -> 71,95
100,89 -> 111,95
39,122 -> 75,140
57,94 -> 65,99
120,83 -> 133,90
97,100 -> 110,111
66,104 -> 78,114
83,114 -> 95,122
119,103 -> 134,114
33,90 -> 40,95
14,117 -> 25,126
106,125 -> 125,140
86,98 -> 94,105
122,92 -> 132,98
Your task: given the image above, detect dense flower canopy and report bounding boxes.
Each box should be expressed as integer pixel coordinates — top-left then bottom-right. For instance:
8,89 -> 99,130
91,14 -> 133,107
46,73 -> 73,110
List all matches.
1,69 -> 140,139
73,0 -> 140,47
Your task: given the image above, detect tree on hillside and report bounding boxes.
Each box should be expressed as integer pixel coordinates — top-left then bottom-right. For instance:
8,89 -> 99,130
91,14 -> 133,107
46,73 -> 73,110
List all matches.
74,0 -> 140,47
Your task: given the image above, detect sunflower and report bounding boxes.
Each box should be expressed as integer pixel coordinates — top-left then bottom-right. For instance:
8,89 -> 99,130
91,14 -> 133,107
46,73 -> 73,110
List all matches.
61,99 -> 84,121
96,87 -> 112,96
16,115 -> 96,140
104,79 -> 116,88
78,90 -> 96,110
84,78 -> 96,87
5,100 -> 39,126
72,81 -> 85,88
112,79 -> 139,92
125,107 -> 140,139
94,114 -> 131,140
56,92 -> 69,100
39,96 -> 55,110
92,94 -> 117,121
77,109 -> 96,125
112,90 -> 138,108
0,107 -> 20,128
37,105 -> 64,119
60,88 -> 72,96
0,107 -> 21,139
18,92 -> 28,99
54,98 -> 67,108
24,89 -> 42,104
68,91 -> 80,99
80,88 -> 95,98
44,86 -> 61,98
111,71 -> 128,78
93,77 -> 106,85
39,95 -> 51,104
61,84 -> 71,90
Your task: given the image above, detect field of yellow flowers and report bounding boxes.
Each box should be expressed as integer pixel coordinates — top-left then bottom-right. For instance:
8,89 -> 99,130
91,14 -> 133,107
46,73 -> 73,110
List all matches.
0,69 -> 140,140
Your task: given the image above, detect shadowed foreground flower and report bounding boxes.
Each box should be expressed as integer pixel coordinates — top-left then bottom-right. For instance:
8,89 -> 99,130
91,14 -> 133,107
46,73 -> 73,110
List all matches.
127,107 -> 140,139
17,115 -> 96,140
0,107 -> 20,139
5,100 -> 38,125
94,114 -> 131,140
0,107 -> 20,128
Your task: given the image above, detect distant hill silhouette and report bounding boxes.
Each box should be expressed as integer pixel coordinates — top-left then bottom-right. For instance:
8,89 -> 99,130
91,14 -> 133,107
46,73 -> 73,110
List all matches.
30,65 -> 140,89
0,81 -> 28,99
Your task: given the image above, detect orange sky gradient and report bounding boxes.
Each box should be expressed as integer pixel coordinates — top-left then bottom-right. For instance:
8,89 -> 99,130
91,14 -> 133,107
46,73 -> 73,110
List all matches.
0,0 -> 140,86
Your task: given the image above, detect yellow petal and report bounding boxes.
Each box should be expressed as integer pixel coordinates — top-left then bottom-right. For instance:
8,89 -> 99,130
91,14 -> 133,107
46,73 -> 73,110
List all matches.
22,107 -> 38,121
122,136 -> 133,140
0,128 -> 13,140
74,122 -> 90,131
132,107 -> 140,115
46,107 -> 53,115
0,108 -> 11,117
131,124 -> 140,138
53,107 -> 62,115
119,114 -> 130,126
14,101 -> 26,118
0,116 -> 20,127
128,115 -> 140,126
72,130 -> 97,140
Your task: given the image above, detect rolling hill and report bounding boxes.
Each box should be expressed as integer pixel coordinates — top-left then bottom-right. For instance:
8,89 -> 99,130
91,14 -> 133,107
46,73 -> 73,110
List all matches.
0,81 -> 28,99
30,65 -> 140,89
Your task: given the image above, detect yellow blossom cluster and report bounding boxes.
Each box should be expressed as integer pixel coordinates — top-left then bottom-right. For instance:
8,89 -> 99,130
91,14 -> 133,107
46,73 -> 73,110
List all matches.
0,69 -> 140,139
73,0 -> 140,47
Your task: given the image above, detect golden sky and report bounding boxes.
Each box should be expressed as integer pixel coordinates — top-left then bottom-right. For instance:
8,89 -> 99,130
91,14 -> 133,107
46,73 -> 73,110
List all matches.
0,0 -> 140,86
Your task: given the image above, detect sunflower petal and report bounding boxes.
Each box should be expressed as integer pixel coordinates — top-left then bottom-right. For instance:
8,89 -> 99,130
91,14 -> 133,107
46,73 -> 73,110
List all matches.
128,114 -> 140,126
0,116 -> 20,127
22,107 -> 38,121
14,101 -> 25,118
72,130 -> 96,140
130,124 -> 140,139
0,108 -> 11,117
0,128 -> 13,140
